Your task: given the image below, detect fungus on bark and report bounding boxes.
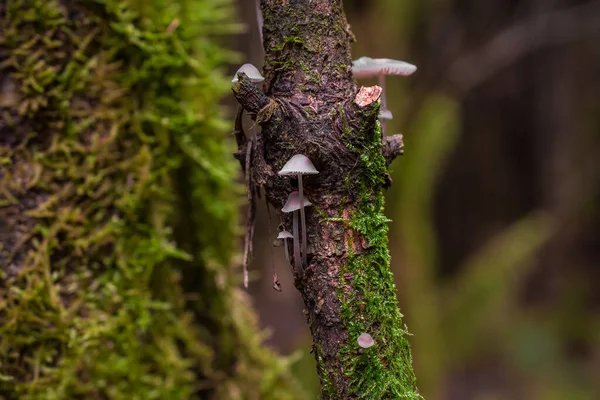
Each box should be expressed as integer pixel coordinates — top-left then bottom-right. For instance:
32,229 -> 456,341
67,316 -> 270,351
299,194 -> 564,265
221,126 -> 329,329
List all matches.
357,333 -> 375,349
231,2 -> 421,396
281,191 -> 312,277
278,154 -> 319,268
277,230 -> 294,269
352,56 -> 416,134
232,63 -> 265,83
378,108 -> 393,121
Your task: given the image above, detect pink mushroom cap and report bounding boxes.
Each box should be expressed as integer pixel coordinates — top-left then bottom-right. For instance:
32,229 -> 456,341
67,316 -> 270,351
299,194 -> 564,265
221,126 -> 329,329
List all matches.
378,108 -> 393,120
352,56 -> 417,79
277,230 -> 293,239
281,191 -> 313,213
357,333 -> 375,348
278,154 -> 319,176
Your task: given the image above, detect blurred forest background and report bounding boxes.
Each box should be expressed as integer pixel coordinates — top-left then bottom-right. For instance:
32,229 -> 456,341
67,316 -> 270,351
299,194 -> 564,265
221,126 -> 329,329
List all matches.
235,0 -> 600,399
1,0 -> 598,398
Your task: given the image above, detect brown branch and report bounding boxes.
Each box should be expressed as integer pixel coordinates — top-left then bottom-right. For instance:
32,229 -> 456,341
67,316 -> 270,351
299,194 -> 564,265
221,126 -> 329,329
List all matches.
232,1 -> 420,398
231,73 -> 273,115
383,134 -> 404,165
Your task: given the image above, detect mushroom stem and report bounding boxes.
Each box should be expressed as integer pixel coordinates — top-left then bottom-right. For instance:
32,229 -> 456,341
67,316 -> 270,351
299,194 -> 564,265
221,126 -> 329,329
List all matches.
292,210 -> 303,277
378,73 -> 387,108
297,175 -> 308,268
378,73 -> 387,136
284,238 -> 292,270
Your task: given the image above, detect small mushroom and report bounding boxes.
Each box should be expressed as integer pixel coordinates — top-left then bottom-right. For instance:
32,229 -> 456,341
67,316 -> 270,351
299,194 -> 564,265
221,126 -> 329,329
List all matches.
357,333 -> 375,349
378,108 -> 393,121
277,230 -> 294,269
352,56 -> 416,134
232,63 -> 265,144
278,155 -> 319,268
232,63 -> 265,83
282,191 -> 312,276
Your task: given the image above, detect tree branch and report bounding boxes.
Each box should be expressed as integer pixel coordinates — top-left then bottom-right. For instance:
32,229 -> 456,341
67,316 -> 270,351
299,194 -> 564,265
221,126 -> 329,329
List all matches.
233,1 -> 420,397
232,73 -> 273,116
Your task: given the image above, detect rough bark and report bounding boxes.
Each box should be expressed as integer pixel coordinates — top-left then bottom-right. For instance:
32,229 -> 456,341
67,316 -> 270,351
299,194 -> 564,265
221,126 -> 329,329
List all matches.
233,1 -> 418,398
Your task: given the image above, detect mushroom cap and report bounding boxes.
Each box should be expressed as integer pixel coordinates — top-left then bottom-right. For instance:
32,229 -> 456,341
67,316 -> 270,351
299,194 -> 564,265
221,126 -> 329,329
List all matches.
278,154 -> 319,176
232,63 -> 265,83
357,333 -> 375,348
352,56 -> 417,79
378,108 -> 393,120
282,191 -> 313,213
277,230 -> 293,239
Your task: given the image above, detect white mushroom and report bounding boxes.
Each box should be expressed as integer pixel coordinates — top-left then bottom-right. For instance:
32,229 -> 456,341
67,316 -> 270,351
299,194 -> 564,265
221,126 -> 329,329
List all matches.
278,155 -> 319,268
282,191 -> 312,276
232,63 -> 265,83
352,57 -> 416,134
378,108 -> 393,121
277,230 -> 294,268
357,333 -> 375,349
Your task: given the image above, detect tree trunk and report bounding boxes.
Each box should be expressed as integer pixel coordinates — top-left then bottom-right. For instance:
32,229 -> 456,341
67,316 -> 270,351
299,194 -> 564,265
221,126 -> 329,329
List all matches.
0,1 -> 301,399
233,1 -> 419,398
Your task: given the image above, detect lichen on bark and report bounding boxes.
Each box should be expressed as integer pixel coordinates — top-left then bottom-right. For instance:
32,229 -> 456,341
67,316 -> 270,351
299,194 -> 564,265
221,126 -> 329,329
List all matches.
233,0 -> 419,398
0,0 -> 302,399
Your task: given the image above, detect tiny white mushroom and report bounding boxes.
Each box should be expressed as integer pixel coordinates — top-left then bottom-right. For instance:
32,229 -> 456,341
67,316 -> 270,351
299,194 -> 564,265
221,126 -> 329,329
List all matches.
352,57 -> 416,135
279,155 -> 319,268
232,63 -> 265,147
277,230 -> 294,268
357,333 -> 375,349
352,56 -> 416,109
232,63 -> 265,83
352,57 -> 417,79
378,108 -> 393,121
282,191 -> 312,276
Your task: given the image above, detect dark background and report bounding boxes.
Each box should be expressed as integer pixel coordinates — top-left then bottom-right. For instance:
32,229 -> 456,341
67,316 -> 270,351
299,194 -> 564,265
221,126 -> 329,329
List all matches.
234,1 -> 599,399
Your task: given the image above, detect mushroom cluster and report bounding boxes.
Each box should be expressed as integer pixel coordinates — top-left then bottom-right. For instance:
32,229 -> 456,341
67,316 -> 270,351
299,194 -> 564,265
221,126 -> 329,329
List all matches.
232,60 -> 319,284
278,154 -> 319,276
351,56 -> 417,135
230,48 -> 416,289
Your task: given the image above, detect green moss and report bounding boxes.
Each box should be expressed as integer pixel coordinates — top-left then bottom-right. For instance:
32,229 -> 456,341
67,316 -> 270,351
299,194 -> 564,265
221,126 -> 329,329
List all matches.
270,58 -> 297,72
336,106 -> 422,399
272,35 -> 303,52
0,0 -> 302,399
314,344 -> 335,398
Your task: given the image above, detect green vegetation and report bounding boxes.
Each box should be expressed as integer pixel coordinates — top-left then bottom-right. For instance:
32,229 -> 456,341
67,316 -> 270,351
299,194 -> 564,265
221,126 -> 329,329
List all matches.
335,106 -> 421,399
0,0 -> 302,398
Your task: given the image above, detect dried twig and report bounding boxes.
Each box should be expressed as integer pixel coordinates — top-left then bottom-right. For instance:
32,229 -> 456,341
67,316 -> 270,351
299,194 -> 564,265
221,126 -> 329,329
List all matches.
242,138 -> 254,288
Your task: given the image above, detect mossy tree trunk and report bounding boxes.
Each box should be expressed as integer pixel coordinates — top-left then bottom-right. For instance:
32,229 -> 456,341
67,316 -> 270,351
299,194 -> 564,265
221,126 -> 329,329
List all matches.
0,1 -> 301,399
232,0 -> 419,398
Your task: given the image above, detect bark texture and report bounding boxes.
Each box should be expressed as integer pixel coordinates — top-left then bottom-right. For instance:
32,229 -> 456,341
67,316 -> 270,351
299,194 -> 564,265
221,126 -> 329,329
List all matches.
233,0 -> 419,398
0,1 -> 302,399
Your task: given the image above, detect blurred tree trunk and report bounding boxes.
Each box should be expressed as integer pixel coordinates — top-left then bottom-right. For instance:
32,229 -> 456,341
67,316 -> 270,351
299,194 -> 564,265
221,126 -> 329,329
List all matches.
232,0 -> 419,398
0,1 -> 302,399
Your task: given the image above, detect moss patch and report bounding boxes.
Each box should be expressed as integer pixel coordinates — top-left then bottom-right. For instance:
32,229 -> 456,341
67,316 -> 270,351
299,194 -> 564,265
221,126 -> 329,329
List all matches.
0,0 -> 302,399
337,106 -> 422,399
